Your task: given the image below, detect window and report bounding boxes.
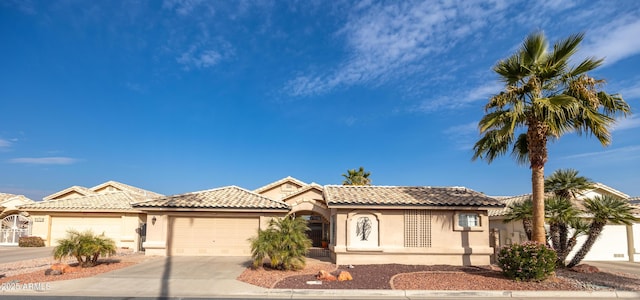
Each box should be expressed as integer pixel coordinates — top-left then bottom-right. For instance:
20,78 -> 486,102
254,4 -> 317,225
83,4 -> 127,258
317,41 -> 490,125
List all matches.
457,213 -> 480,227
404,210 -> 431,248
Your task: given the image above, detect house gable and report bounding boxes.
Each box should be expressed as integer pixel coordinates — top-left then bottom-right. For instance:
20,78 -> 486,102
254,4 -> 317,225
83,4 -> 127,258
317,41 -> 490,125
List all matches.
254,176 -> 308,200
43,186 -> 96,201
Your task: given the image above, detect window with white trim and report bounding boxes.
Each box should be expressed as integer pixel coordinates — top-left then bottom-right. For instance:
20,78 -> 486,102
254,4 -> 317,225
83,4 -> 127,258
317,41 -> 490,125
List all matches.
458,213 -> 480,227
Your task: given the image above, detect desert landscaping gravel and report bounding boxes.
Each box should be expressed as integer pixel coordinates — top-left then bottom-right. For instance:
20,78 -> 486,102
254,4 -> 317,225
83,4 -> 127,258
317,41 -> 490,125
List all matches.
239,261 -> 640,291
0,250 -> 147,285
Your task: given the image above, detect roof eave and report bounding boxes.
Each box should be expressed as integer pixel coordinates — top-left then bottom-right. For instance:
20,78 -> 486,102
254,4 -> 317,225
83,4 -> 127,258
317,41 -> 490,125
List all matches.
134,207 -> 290,212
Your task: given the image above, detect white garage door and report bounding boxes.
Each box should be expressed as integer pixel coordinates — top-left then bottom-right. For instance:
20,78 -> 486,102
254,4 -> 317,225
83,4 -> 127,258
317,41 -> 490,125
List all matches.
169,217 -> 258,256
569,224 -> 629,261
50,216 -> 121,246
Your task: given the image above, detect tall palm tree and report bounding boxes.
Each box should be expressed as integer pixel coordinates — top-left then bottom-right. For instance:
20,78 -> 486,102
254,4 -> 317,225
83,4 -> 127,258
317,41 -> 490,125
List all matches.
545,169 -> 594,201
503,198 -> 533,241
472,32 -> 631,243
567,196 -> 638,267
342,167 -> 372,186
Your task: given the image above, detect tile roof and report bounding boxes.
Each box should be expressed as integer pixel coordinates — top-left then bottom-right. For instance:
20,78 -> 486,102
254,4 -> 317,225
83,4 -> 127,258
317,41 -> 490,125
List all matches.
324,185 -> 503,208
19,192 -> 140,211
91,181 -> 164,200
281,184 -> 324,202
1,193 -> 26,204
42,181 -> 163,202
43,186 -> 95,200
488,194 -> 532,217
253,176 -> 308,194
133,186 -> 290,210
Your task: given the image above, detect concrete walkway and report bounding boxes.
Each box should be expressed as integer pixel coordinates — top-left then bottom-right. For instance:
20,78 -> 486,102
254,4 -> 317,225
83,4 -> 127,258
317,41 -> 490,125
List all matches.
2,256 -> 639,298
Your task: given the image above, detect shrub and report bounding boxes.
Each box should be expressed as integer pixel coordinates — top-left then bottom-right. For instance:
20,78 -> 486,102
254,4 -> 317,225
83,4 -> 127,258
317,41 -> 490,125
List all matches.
53,230 -> 116,267
497,241 -> 557,281
249,216 -> 312,271
18,236 -> 45,247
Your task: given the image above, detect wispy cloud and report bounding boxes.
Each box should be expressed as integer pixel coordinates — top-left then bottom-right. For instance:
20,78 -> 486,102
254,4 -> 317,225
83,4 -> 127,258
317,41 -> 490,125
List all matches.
612,115 -> 640,132
621,81 -> 640,100
8,157 -> 80,165
443,121 -> 479,150
177,47 -> 225,70
562,145 -> 640,160
162,0 -> 212,17
417,81 -> 502,112
0,139 -> 11,148
283,1 -> 509,97
2,0 -> 37,15
582,18 -> 640,66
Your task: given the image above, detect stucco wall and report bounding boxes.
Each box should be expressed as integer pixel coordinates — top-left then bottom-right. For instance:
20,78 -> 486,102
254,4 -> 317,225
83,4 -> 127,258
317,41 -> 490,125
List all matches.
331,208 -> 493,266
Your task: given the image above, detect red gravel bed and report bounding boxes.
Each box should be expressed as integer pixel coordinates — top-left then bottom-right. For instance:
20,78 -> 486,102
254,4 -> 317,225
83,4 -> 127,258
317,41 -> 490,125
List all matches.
238,263 -> 640,291
0,251 -> 148,285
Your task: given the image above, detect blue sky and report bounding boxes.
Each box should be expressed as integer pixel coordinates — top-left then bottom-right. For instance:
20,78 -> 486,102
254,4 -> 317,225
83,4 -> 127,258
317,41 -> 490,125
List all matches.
1,0 -> 639,200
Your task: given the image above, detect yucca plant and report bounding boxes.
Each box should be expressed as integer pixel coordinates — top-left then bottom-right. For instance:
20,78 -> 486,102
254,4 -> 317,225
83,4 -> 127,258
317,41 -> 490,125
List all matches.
53,230 -> 117,267
249,216 -> 311,270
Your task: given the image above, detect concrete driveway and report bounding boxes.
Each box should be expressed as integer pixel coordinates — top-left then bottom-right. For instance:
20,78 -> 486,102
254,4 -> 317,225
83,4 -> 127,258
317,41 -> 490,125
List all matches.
0,246 -> 54,264
583,261 -> 640,276
36,256 -> 266,298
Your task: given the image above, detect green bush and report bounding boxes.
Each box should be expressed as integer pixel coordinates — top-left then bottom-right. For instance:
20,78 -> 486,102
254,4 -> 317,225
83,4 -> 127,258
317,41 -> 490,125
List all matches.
497,241 -> 557,281
53,230 -> 116,267
249,216 -> 312,270
18,236 -> 45,247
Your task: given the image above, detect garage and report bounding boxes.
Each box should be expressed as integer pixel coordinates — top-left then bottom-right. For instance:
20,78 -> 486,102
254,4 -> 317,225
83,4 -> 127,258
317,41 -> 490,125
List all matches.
569,224 -> 629,261
50,216 -> 122,246
169,216 -> 258,256
134,186 -> 291,257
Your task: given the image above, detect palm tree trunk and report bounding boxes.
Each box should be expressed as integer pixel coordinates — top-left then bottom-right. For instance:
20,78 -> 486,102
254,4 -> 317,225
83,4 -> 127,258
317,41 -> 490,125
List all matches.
531,165 -> 546,243
567,222 -> 605,268
528,119 -> 548,244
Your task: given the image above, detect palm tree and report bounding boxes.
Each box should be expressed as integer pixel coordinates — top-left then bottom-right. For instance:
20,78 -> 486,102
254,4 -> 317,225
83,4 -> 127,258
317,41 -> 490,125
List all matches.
472,32 -> 631,244
53,230 -> 116,267
342,167 -> 372,186
567,196 -> 638,267
503,198 -> 534,241
545,169 -> 594,201
249,216 -> 311,270
545,196 -> 581,266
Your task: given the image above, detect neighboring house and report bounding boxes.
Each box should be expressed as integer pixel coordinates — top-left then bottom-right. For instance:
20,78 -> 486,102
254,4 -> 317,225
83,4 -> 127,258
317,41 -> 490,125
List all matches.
19,181 -> 163,251
0,193 -> 34,245
136,177 -> 503,266
489,183 -> 640,262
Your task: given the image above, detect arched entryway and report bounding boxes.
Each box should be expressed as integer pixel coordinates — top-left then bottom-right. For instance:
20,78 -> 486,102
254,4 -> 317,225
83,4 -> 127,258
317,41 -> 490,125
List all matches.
296,212 -> 329,248
1,214 -> 32,245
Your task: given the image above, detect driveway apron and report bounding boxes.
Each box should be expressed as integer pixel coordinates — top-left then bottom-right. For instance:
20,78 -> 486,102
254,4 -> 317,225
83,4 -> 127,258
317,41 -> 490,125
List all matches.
36,256 -> 266,298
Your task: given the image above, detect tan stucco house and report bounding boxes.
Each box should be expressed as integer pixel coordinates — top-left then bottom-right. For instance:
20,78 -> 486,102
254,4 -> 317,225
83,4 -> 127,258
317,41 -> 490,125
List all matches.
489,183 -> 640,262
19,181 -> 163,250
135,177 -> 503,266
1,193 -> 34,245
13,176 -> 505,265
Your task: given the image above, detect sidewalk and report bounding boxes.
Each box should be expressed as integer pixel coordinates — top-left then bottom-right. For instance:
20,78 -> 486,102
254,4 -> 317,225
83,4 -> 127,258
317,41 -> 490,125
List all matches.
1,256 -> 639,298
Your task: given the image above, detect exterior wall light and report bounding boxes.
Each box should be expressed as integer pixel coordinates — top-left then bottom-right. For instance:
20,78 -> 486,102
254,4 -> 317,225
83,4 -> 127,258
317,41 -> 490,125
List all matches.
151,216 -> 157,225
